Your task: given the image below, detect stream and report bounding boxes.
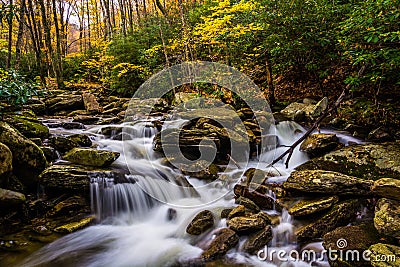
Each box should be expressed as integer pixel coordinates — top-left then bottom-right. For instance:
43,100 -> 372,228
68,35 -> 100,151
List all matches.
19,116 -> 361,267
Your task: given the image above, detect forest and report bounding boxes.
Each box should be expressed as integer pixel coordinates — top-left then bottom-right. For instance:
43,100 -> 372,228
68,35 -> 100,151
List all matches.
0,0 -> 400,266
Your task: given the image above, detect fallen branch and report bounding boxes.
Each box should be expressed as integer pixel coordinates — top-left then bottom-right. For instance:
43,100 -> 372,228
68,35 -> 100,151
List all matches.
269,66 -> 366,168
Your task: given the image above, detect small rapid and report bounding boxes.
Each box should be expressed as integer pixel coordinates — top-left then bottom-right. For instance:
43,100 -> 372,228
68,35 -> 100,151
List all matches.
21,118 -> 330,267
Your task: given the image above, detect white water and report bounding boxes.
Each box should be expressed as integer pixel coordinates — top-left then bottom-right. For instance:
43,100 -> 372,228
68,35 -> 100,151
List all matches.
22,119 -> 324,267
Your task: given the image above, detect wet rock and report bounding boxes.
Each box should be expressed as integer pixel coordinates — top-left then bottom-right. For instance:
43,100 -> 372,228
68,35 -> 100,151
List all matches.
280,102 -> 312,120
323,224 -> 381,267
233,184 -> 275,210
54,216 -> 95,233
23,99 -> 46,115
167,208 -> 177,221
296,143 -> 400,180
186,210 -> 214,235
227,213 -> 269,234
288,196 -> 339,217
221,208 -> 233,219
29,137 -> 42,146
227,205 -> 246,219
0,188 -> 26,208
82,92 -> 102,113
283,170 -> 373,196
61,122 -> 86,130
180,160 -> 219,180
49,136 -> 79,153
4,114 -> 49,139
371,178 -> 400,201
368,243 -> 400,267
40,146 -> 59,162
374,198 -> 400,239
310,97 -> 328,117
46,196 -> 88,217
201,228 -> 239,260
63,148 -> 120,167
39,164 -> 123,196
243,168 -> 275,185
300,133 -> 339,157
0,142 -> 12,182
235,197 -> 260,213
242,226 -> 273,254
0,122 -> 47,185
0,239 -> 29,252
296,199 -> 361,243
68,134 -> 93,147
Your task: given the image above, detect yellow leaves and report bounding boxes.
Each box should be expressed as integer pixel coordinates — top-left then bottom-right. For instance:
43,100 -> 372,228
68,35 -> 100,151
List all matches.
112,63 -> 145,78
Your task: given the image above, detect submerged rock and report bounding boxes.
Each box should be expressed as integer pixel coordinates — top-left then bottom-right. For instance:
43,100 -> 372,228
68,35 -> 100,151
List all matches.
296,142 -> 400,180
300,133 -> 339,157
283,170 -> 373,196
371,178 -> 400,201
288,196 -> 339,217
242,226 -> 273,254
374,198 -> 400,239
296,199 -> 361,243
63,148 -> 120,167
201,228 -> 239,261
368,243 -> 400,267
0,188 -> 26,208
186,210 -> 214,235
0,122 -> 47,185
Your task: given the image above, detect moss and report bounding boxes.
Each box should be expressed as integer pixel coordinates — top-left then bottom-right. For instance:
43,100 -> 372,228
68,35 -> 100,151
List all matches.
54,216 -> 94,233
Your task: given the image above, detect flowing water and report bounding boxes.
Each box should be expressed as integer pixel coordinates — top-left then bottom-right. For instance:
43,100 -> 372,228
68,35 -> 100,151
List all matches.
20,117 -> 356,267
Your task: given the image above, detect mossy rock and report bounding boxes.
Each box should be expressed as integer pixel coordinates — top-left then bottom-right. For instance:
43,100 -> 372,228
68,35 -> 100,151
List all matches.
49,136 -> 79,153
0,142 -> 12,183
368,243 -> 400,267
296,143 -> 400,180
283,170 -> 373,196
300,133 -> 339,157
371,178 -> 400,201
0,122 -> 47,186
4,114 -> 49,139
374,198 -> 400,239
288,196 -> 339,217
295,199 -> 361,243
54,216 -> 95,233
63,148 -> 120,167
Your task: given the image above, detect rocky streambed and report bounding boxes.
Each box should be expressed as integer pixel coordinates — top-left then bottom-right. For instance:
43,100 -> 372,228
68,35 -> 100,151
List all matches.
0,89 -> 399,267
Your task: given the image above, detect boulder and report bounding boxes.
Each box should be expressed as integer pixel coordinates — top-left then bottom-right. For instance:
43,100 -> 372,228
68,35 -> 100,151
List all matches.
0,122 -> 47,185
368,243 -> 400,267
40,146 -> 59,162
371,178 -> 400,201
46,95 -> 84,114
23,99 -> 46,115
374,198 -> 400,239
0,188 -> 26,208
280,97 -> 328,120
283,170 -> 373,196
39,164 -> 124,196
180,160 -> 219,180
288,196 -> 339,217
68,134 -> 93,147
73,115 -> 101,124
242,226 -> 273,254
296,143 -> 400,180
63,148 -> 120,167
300,133 -> 339,157
227,213 -> 269,234
46,196 -> 88,217
0,142 -> 12,182
82,92 -> 102,113
49,136 -> 79,153
323,224 -> 381,267
201,228 -> 239,260
186,210 -> 214,235
235,197 -> 260,213
296,200 -> 361,243
4,114 -> 49,139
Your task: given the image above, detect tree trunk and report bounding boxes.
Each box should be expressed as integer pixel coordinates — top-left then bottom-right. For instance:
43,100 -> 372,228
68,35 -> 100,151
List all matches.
52,0 -> 64,87
265,51 -> 276,107
15,0 -> 27,69
6,0 -> 13,69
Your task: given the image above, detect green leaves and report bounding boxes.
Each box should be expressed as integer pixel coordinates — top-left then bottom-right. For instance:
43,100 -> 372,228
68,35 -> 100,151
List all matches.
0,69 -> 44,107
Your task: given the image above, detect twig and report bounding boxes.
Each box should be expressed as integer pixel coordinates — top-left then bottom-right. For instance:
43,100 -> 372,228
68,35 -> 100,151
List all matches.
227,154 -> 241,169
268,66 -> 366,168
